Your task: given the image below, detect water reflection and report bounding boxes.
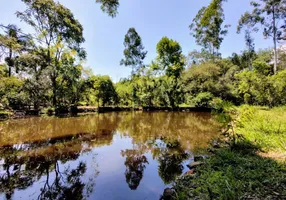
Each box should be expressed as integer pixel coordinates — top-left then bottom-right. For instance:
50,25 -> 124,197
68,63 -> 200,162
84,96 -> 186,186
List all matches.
0,112 -> 219,200
121,147 -> 149,190
154,140 -> 189,184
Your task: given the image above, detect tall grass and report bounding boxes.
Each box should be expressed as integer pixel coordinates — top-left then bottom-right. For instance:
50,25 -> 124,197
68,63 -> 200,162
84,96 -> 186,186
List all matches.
237,106 -> 286,153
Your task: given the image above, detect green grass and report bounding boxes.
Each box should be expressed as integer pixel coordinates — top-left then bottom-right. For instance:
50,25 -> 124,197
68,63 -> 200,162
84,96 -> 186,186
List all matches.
237,105 -> 286,153
173,105 -> 286,200
174,144 -> 286,200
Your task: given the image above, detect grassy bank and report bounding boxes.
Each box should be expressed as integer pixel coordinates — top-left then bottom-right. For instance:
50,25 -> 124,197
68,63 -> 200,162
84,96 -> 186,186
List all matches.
237,106 -> 286,155
173,106 -> 286,200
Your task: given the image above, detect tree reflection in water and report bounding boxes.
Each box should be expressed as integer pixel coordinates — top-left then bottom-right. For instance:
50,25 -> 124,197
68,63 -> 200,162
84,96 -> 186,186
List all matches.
153,139 -> 189,184
38,161 -> 87,200
121,147 -> 149,190
0,142 -> 98,200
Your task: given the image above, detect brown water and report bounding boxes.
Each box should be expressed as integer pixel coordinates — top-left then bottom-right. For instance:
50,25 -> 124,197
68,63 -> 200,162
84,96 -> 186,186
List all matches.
0,112 -> 219,200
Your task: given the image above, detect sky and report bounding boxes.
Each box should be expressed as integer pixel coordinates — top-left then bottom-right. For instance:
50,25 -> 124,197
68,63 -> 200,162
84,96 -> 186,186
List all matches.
0,0 -> 275,81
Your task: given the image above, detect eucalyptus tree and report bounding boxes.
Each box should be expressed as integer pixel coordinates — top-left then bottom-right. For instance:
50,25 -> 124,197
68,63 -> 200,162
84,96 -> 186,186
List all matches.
16,0 -> 85,107
244,30 -> 256,69
237,0 -> 286,74
189,0 -> 229,59
120,28 -> 147,107
120,28 -> 147,75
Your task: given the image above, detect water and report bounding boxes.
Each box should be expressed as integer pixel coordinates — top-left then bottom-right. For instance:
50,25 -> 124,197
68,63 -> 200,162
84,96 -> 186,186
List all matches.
0,112 -> 219,200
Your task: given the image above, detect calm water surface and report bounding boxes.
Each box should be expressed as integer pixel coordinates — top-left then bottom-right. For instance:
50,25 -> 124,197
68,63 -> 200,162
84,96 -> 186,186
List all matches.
0,112 -> 219,200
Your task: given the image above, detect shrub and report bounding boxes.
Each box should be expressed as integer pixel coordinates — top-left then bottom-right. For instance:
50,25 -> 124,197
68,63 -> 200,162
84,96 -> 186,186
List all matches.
193,92 -> 213,108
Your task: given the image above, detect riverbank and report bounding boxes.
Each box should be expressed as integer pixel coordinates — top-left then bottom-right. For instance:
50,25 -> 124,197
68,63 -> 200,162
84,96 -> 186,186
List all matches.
0,106 -> 212,120
172,106 -> 286,200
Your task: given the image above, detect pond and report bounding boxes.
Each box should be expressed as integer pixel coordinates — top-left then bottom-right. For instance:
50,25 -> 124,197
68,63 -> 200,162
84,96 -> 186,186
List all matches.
0,112 -> 219,200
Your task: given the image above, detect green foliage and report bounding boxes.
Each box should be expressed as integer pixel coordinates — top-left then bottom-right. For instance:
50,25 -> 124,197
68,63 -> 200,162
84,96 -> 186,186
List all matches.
237,0 -> 286,73
235,69 -> 286,106
183,60 -> 240,104
252,60 -> 271,75
95,0 -> 119,17
0,76 -> 27,108
193,92 -> 213,108
17,0 -> 85,107
81,75 -> 117,106
115,79 -> 133,106
189,0 -> 229,57
0,0 -> 285,113
156,37 -> 185,78
0,64 -> 8,77
120,28 -> 147,73
0,24 -> 32,77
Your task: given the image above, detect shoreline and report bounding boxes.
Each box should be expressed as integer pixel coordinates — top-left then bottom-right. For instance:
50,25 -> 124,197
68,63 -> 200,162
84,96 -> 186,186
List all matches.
0,106 -> 213,120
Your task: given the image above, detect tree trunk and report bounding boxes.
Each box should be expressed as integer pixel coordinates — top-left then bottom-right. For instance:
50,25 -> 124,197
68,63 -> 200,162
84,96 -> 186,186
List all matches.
273,6 -> 278,74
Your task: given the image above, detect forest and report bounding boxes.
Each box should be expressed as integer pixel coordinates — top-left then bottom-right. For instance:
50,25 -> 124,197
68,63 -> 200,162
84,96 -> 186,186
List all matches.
0,0 -> 285,115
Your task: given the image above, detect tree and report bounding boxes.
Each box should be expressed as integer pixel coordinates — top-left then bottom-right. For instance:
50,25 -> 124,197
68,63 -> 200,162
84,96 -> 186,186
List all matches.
120,28 -> 147,75
82,75 -> 117,107
154,37 -> 185,108
237,0 -> 286,74
16,0 -> 85,107
115,78 -> 133,106
15,50 -> 51,109
156,37 -> 185,78
0,24 -> 31,77
120,28 -> 147,107
244,30 -> 256,69
189,0 -> 229,58
187,49 -> 214,65
96,0 -> 120,17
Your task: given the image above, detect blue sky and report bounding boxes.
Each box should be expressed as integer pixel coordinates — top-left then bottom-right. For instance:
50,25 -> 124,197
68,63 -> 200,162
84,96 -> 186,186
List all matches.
1,0 -> 274,81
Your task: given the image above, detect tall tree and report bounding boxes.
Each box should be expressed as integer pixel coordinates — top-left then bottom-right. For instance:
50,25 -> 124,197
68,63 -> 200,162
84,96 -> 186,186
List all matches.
244,30 -> 256,69
237,0 -> 286,74
120,28 -> 147,107
189,0 -> 229,58
16,0 -> 85,107
120,28 -> 147,75
155,37 -> 185,108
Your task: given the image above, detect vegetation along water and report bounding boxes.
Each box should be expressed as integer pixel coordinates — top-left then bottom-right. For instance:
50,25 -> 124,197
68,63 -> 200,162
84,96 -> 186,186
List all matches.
0,0 -> 286,199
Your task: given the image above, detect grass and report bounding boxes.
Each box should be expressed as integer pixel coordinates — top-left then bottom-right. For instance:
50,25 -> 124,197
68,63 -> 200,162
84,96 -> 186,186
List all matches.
174,144 -> 286,199
237,105 -> 286,154
173,106 -> 286,200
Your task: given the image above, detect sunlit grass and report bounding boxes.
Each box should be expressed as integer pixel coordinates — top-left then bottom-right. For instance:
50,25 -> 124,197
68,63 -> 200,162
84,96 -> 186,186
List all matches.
237,105 -> 286,153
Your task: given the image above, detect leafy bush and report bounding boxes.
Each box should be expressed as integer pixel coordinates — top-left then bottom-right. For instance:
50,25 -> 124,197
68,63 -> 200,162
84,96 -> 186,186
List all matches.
253,61 -> 272,75
193,92 -> 214,108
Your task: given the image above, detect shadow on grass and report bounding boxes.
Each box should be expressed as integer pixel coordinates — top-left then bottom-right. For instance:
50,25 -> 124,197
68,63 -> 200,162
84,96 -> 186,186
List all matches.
172,136 -> 286,200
